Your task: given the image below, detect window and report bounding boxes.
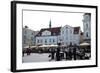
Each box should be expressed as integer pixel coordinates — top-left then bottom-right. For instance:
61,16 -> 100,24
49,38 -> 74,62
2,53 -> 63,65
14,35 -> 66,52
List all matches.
32,32 -> 34,35
24,36 -> 26,39
70,30 -> 72,34
86,32 -> 88,37
61,37 -> 64,41
24,30 -> 27,34
66,36 -> 68,40
41,39 -> 42,43
49,39 -> 51,42
66,29 -> 68,34
53,39 -> 55,43
53,33 -> 56,36
24,40 -> 26,44
37,39 -> 39,43
31,37 -> 33,40
45,39 -> 47,43
86,23 -> 88,30
62,30 -> 64,34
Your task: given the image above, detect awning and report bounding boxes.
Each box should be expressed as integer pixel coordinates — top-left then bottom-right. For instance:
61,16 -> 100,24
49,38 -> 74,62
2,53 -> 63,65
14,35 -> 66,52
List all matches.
39,44 -> 58,48
80,42 -> 90,46
31,46 -> 37,48
24,46 -> 29,48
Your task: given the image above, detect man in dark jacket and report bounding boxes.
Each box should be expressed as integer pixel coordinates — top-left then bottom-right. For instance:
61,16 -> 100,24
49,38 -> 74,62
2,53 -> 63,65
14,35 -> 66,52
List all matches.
56,43 -> 61,61
73,46 -> 77,60
50,48 -> 55,60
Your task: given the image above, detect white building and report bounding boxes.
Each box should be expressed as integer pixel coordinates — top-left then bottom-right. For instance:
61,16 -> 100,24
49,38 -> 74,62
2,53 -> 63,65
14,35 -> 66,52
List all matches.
83,13 -> 91,43
73,27 -> 81,45
60,25 -> 73,46
35,21 -> 81,46
23,26 -> 38,48
35,27 -> 61,45
60,25 -> 81,46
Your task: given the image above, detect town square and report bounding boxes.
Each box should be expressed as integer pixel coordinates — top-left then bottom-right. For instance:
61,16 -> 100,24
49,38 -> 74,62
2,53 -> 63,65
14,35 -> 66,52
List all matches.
22,12 -> 91,63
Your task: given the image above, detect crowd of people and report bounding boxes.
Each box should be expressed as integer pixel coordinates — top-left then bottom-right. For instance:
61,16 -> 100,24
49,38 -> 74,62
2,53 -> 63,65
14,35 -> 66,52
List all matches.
23,43 -> 91,61
48,43 -> 90,61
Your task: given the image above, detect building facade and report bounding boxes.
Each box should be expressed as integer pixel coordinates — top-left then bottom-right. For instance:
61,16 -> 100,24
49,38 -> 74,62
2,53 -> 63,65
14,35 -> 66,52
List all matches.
83,13 -> 91,43
60,25 -> 81,46
35,23 -> 81,46
23,20 -> 82,47
60,25 -> 73,46
23,26 -> 38,48
35,27 -> 61,45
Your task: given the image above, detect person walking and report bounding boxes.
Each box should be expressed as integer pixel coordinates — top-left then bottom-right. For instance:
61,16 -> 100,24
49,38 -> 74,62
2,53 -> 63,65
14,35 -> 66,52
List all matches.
56,43 -> 61,61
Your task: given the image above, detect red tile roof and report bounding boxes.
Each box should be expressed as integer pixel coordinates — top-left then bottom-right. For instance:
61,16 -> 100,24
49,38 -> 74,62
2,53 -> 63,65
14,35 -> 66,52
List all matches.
36,27 -> 61,36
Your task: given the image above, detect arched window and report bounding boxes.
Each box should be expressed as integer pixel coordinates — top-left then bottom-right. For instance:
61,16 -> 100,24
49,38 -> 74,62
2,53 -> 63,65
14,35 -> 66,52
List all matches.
53,39 -> 55,43
49,39 -> 51,42
62,31 -> 64,34
86,23 -> 88,29
45,39 -> 47,43
86,32 -> 88,37
37,39 -> 39,43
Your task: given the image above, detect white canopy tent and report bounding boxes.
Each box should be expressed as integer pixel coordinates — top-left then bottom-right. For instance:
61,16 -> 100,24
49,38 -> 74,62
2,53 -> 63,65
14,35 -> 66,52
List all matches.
24,45 -> 37,48
80,42 -> 90,46
24,46 -> 30,48
49,44 -> 58,47
39,44 -> 58,48
39,45 -> 49,48
31,46 -> 37,48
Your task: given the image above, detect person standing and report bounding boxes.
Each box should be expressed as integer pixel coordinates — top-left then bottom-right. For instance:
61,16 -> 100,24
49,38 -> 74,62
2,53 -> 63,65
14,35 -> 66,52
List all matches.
73,45 -> 77,60
51,48 -> 55,60
65,47 -> 68,60
56,43 -> 61,61
22,50 -> 25,57
69,49 -> 72,60
80,48 -> 85,60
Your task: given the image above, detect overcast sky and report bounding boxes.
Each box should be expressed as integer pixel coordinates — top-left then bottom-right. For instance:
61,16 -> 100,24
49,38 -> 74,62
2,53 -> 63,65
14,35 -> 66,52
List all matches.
23,10 -> 84,31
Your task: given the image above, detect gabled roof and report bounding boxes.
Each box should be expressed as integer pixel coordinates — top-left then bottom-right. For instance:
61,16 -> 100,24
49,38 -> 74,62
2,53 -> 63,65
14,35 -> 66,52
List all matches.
36,27 -> 61,36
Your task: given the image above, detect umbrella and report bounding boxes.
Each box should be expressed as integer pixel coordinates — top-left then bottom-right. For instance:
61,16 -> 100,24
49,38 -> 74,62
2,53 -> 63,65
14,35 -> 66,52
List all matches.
39,44 -> 58,48
31,46 -> 37,48
80,42 -> 90,46
49,44 -> 58,47
39,45 -> 49,48
24,46 -> 29,48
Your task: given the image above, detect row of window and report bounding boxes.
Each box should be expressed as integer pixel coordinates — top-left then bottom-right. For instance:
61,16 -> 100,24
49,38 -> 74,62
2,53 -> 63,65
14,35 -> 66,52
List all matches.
62,29 -> 72,34
37,39 -> 55,44
24,30 -> 34,35
24,36 -> 34,40
61,36 -> 73,41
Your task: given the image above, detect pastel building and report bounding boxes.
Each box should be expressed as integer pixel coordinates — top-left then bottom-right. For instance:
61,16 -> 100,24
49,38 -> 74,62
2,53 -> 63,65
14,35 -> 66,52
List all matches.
35,27 -> 61,45
83,13 -> 91,43
23,26 -> 38,47
35,21 -> 81,46
60,25 -> 81,46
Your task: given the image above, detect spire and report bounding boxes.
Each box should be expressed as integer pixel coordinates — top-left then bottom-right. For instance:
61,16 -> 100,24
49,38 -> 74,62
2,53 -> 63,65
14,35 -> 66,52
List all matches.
49,19 -> 51,28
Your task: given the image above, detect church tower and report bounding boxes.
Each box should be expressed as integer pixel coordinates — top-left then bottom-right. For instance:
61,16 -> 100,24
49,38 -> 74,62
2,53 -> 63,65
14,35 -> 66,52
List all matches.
83,13 -> 91,43
49,19 -> 51,28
